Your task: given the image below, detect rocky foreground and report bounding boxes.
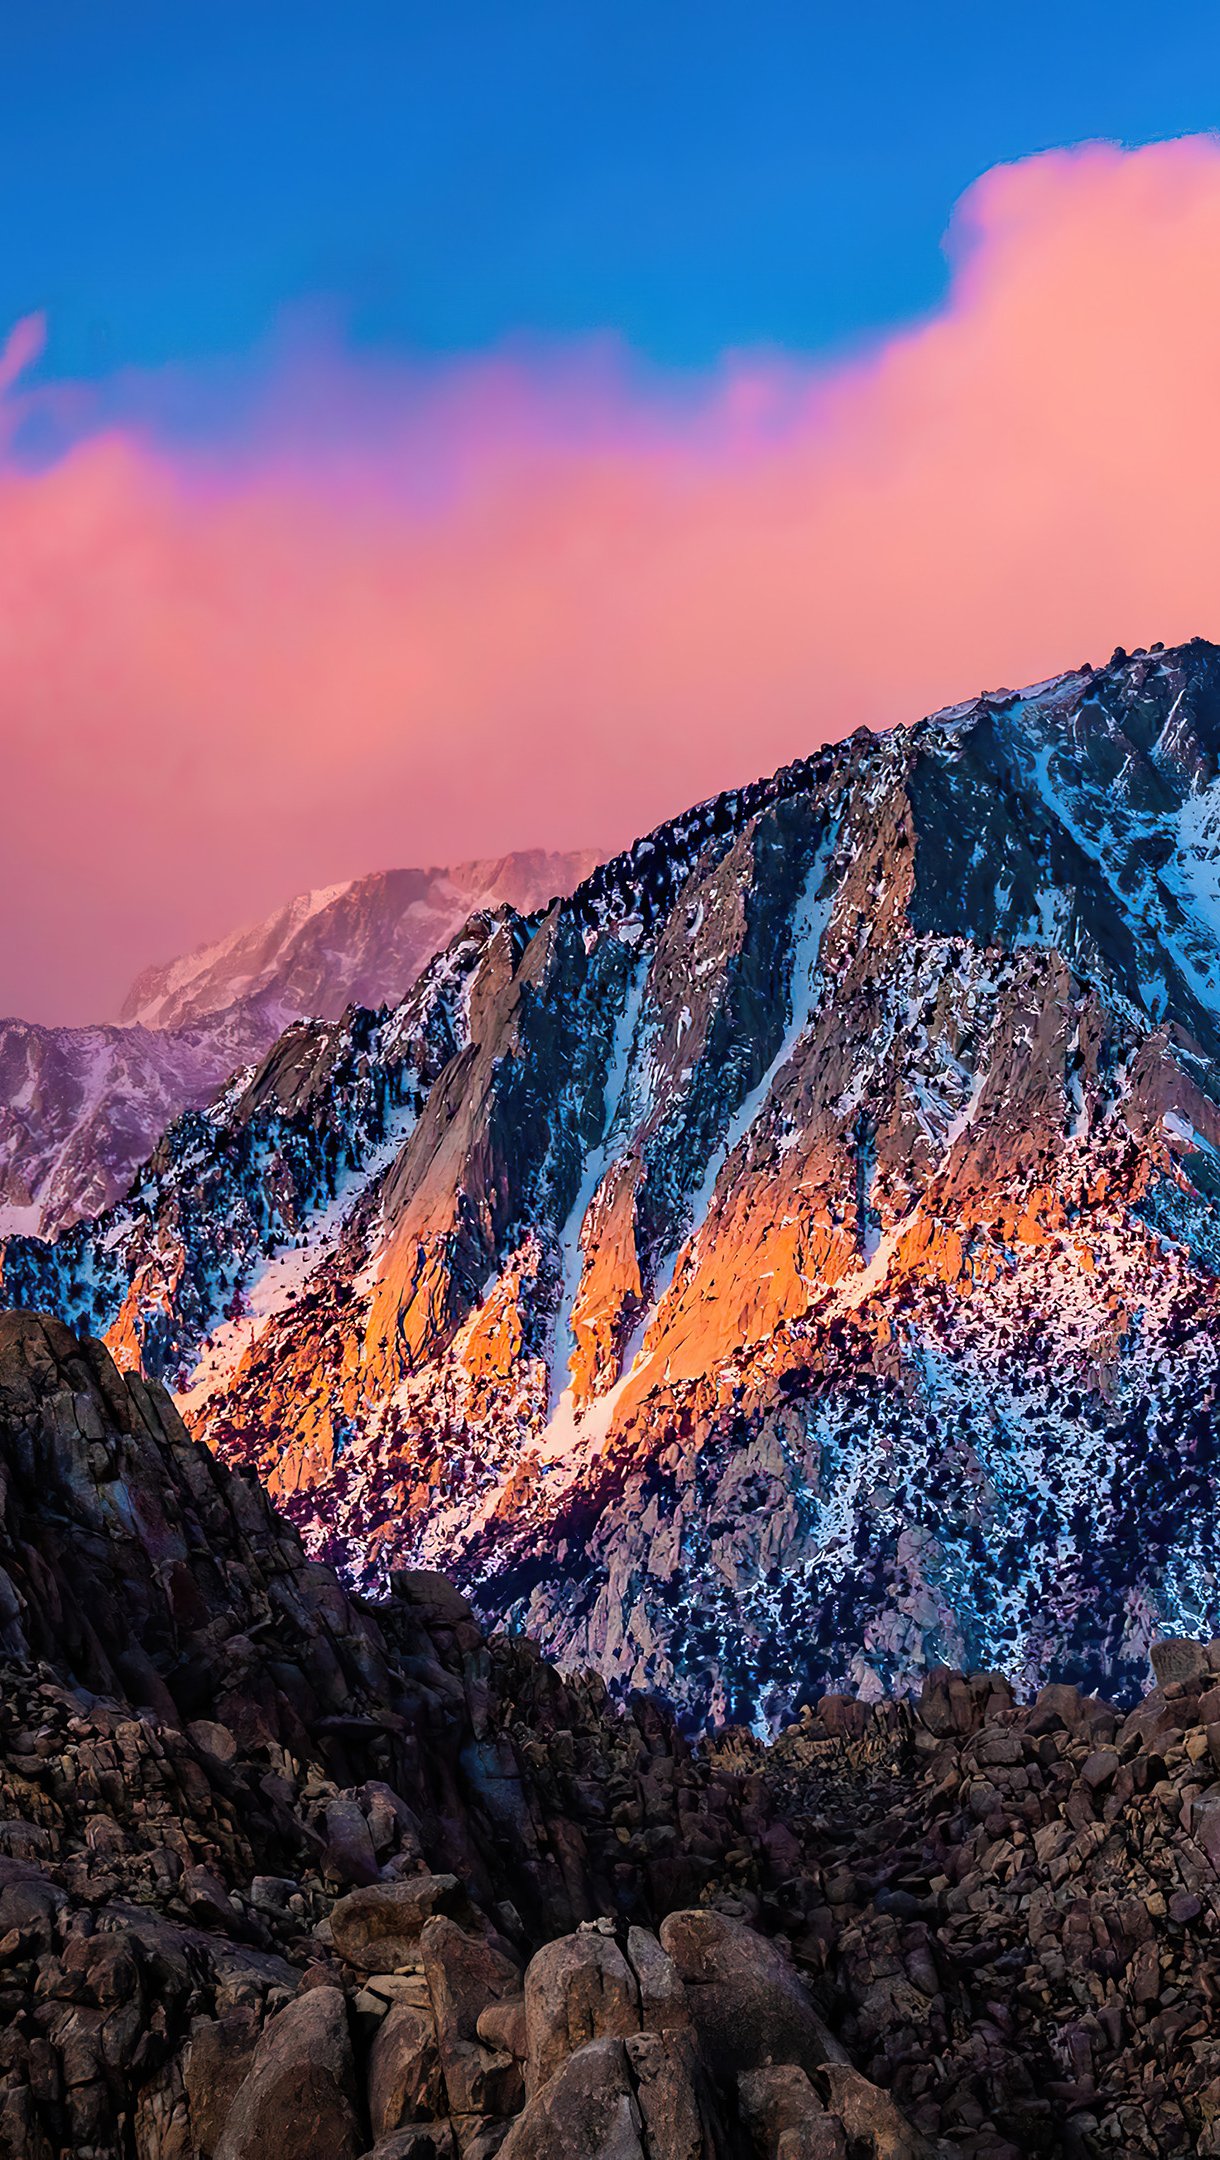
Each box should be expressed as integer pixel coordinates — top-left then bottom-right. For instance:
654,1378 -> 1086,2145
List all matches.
3,1313 -> 1220,2156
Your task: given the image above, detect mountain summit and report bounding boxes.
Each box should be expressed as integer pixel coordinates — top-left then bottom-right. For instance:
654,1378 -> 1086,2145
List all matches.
8,640 -> 1220,1724
119,852 -> 601,1031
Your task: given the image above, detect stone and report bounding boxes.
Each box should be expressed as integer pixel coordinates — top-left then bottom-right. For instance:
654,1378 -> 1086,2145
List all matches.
0,1861 -> 65,1950
214,1984 -> 361,2160
368,2003 -> 445,2139
1080,1748 -> 1120,1792
1150,1638 -> 1209,1687
1187,1787 -> 1220,1874
738,2065 -> 848,2159
1199,1684 -> 1220,1726
324,1798 -> 383,1889
368,1974 -> 436,2009
1027,1683 -> 1086,1735
420,1915 -> 524,2119
625,2028 -> 711,2159
626,1927 -> 691,2034
496,2038 -> 644,2160
976,1729 -> 1022,1768
184,2008 -> 261,2157
331,1877 -> 468,1973
359,2133 -> 457,2160
818,2066 -> 935,2160
659,1911 -> 847,2085
390,1572 -> 477,1625
523,1928 -> 641,2096
188,1719 -> 238,1766
476,1998 -> 528,2059
182,1864 -> 238,1930
250,1875 -> 299,1914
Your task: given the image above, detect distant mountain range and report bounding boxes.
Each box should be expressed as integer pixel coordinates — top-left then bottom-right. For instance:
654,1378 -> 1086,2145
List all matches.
8,640 -> 1220,1723
0,851 -> 596,1235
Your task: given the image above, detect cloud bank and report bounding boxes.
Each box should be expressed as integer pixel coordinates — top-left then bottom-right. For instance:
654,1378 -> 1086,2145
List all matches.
6,134 -> 1220,1021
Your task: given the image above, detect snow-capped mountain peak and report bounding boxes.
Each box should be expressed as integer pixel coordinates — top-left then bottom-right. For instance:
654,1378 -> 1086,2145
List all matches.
2,849 -> 597,1237
10,640 -> 1220,1726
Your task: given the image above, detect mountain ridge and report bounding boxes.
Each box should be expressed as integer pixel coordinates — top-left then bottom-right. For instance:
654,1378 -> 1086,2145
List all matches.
8,638 -> 1220,1726
1,849 -> 596,1237
120,851 -> 601,1032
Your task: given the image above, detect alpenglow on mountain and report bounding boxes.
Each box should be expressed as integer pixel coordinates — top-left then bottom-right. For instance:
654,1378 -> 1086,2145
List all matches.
8,639 -> 1220,1726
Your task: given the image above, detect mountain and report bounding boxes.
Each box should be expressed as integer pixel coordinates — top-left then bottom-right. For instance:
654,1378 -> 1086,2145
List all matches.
119,853 -> 601,1031
9,639 -> 1220,1726
0,1311 -> 907,2158
1,851 -> 595,1237
7,1312 -> 1220,2160
0,999 -> 282,1239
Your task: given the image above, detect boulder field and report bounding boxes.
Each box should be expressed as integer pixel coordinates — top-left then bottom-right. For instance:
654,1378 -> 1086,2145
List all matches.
2,1313 -> 1220,2154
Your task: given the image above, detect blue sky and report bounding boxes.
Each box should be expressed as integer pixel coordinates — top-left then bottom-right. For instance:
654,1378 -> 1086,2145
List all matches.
5,1 -> 1220,400
10,4 -> 1220,1023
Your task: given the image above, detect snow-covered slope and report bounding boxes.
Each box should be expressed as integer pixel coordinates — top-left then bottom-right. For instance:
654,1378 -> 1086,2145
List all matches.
11,639 -> 1220,1725
4,849 -> 595,1234
0,1000 -> 281,1237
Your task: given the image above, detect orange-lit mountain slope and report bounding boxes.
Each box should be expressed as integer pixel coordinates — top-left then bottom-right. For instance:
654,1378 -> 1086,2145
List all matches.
10,643 -> 1220,1723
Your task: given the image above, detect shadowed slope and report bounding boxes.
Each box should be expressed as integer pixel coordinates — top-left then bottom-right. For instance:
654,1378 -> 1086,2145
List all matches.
10,644 -> 1220,1720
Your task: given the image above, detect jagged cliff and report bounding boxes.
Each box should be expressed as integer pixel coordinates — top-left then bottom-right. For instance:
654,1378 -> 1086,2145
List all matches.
9,641 -> 1220,1721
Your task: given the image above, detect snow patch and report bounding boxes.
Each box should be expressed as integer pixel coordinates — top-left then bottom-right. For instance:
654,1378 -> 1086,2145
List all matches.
546,953 -> 651,1418
177,1091 -> 421,1415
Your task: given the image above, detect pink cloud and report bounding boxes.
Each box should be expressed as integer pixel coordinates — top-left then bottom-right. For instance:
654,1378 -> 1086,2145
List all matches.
6,135 -> 1220,1022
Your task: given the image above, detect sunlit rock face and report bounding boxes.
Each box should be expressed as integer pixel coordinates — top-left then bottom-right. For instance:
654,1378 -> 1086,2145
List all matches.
11,640 -> 1220,1724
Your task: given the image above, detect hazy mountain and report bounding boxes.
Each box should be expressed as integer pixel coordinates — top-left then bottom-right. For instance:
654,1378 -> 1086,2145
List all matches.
0,850 -> 595,1235
120,852 -> 600,1030
0,1000 -> 281,1238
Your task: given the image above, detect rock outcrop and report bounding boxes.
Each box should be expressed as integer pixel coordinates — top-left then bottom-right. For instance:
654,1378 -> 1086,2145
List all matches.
8,1314 -> 1220,2150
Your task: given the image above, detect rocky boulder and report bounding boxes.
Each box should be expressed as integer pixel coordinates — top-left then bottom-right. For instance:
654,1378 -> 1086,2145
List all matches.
419,1913 -> 525,2121
367,2003 -> 446,2141
215,1984 -> 362,2160
331,1876 -> 469,1973
738,2067 -> 848,2160
523,1924 -> 640,2095
659,1910 -> 848,2084
497,2036 -> 646,2160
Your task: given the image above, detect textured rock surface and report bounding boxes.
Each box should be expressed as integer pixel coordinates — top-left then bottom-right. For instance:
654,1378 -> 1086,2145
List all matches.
523,1927 -> 640,2095
8,1316 -> 1220,2149
659,1907 -> 847,2081
213,1984 -> 361,2160
0,1002 -> 280,1238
